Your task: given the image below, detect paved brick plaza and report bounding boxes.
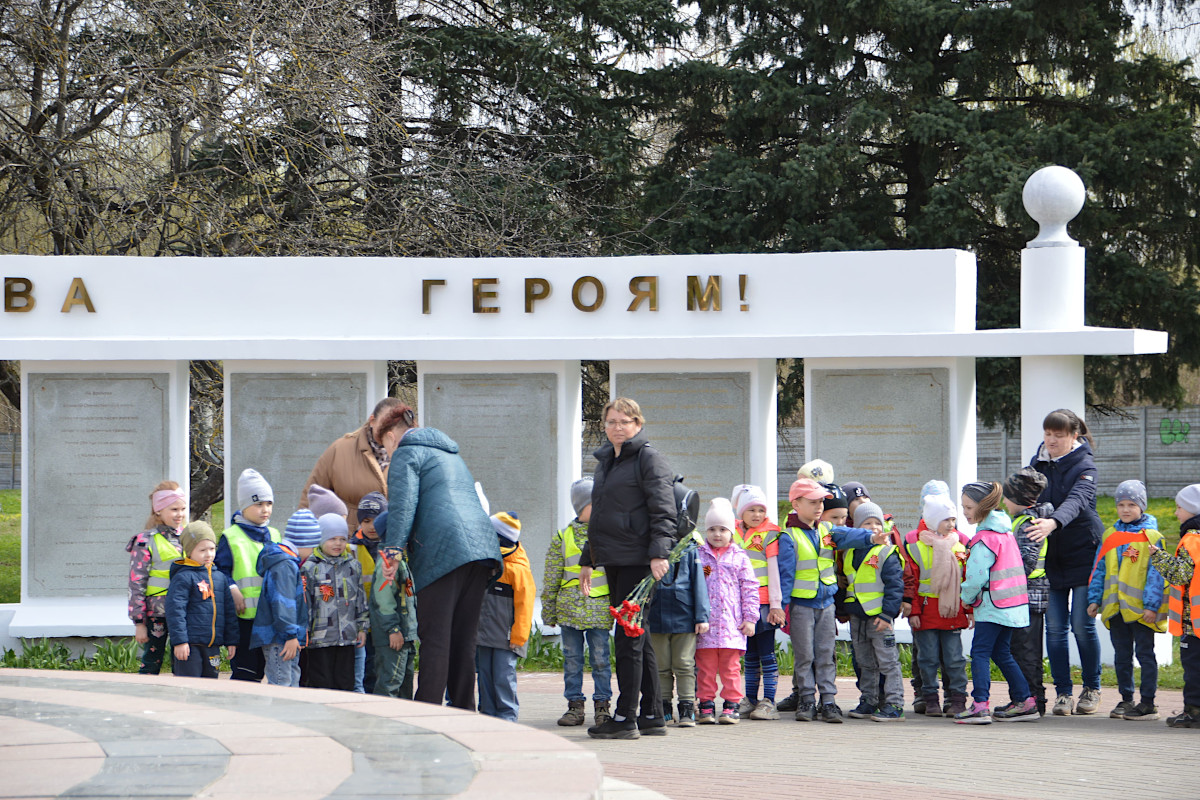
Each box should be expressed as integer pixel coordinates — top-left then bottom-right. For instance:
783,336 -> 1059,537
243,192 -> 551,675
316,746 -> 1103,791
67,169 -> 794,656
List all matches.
521,672 -> 1194,800
1,668 -> 1192,799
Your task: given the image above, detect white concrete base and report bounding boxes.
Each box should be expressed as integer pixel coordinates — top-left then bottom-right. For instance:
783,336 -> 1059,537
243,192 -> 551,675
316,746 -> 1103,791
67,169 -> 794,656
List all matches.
6,596 -> 132,639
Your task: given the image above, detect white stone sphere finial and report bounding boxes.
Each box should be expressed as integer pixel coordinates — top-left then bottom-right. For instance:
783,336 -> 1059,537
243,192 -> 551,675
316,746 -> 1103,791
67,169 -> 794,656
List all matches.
1023,166 -> 1085,248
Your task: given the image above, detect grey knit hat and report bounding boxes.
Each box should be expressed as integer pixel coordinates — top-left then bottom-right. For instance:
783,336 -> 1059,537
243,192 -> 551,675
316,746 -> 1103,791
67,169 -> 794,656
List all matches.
570,478 -> 594,517
237,468 -> 273,509
853,502 -> 884,528
1114,479 -> 1147,512
318,513 -> 349,545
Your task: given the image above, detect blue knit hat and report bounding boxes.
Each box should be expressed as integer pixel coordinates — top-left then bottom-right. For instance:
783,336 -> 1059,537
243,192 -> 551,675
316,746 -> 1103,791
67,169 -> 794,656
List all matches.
285,508 -> 322,549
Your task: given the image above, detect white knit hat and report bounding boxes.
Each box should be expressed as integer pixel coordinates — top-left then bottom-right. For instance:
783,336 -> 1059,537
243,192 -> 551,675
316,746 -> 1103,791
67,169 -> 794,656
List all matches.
1177,484 -> 1200,517
733,485 -> 769,518
922,494 -> 957,530
237,468 -> 273,509
705,497 -> 737,533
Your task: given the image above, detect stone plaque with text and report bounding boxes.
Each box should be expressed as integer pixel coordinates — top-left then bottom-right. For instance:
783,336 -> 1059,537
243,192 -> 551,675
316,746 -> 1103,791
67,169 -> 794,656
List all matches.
424,374 -> 557,577
229,373 -> 366,524
614,372 -> 751,507
810,368 -> 949,528
28,374 -> 169,597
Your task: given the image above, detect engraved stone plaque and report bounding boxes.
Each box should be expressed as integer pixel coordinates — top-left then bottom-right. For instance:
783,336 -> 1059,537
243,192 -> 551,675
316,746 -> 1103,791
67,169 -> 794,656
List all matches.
228,373 -> 367,524
28,374 -> 169,597
423,374 -> 558,576
613,372 -> 751,507
810,368 -> 949,527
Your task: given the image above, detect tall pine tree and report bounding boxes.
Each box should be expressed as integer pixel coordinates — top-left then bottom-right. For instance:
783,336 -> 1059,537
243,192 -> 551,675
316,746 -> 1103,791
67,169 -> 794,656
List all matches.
637,0 -> 1200,424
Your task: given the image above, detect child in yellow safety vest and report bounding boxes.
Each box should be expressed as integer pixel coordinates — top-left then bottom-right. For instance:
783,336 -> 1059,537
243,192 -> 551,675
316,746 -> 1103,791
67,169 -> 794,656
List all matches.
731,484 -> 784,721
1086,479 -> 1166,721
215,468 -> 282,683
842,501 -> 906,722
1149,484 -> 1200,727
776,478 -> 887,723
126,480 -> 188,675
542,479 -> 615,728
1003,466 -> 1053,716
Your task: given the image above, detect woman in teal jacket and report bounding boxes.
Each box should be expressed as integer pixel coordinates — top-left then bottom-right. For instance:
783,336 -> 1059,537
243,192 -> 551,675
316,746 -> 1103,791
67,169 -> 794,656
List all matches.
377,403 -> 500,711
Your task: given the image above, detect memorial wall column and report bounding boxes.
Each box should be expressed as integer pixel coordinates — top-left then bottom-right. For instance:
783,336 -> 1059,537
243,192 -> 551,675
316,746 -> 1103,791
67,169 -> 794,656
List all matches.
417,360 -> 582,586
223,361 -> 387,525
610,359 -> 777,515
805,357 -> 977,532
11,360 -> 189,637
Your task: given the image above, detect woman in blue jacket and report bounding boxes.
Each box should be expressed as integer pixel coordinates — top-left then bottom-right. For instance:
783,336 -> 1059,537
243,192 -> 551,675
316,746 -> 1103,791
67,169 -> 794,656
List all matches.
1025,409 -> 1104,717
377,403 -> 501,711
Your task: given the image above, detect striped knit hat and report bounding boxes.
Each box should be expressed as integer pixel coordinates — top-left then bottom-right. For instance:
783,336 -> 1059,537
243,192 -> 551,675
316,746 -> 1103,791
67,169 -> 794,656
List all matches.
285,508 -> 322,549
491,512 -> 521,543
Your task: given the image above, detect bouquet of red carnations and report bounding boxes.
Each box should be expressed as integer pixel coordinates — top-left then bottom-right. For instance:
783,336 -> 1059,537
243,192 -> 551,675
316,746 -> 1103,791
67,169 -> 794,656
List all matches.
610,535 -> 699,637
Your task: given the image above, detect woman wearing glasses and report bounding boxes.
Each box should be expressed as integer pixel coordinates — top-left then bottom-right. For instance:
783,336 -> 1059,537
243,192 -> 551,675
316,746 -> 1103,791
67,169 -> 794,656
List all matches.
580,397 -> 679,739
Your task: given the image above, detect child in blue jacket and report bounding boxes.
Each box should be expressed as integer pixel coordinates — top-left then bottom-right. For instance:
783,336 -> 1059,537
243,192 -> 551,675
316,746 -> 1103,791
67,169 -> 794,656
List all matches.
251,536 -> 309,687
1086,479 -> 1166,721
647,531 -> 710,726
166,522 -> 239,679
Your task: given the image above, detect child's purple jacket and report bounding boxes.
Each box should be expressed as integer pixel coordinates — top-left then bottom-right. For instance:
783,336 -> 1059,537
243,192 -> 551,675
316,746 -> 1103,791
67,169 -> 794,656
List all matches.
696,540 -> 759,651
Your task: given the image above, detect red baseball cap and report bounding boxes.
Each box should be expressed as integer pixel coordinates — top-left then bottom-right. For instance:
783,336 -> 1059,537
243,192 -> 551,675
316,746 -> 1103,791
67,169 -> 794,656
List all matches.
789,478 -> 833,503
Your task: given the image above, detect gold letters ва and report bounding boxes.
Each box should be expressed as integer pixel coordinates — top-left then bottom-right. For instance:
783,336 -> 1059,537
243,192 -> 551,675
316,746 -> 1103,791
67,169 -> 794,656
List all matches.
4,277 -> 95,313
422,274 -> 748,315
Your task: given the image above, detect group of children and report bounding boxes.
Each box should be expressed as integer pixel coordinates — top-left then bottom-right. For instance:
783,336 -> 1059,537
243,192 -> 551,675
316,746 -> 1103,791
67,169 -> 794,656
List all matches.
544,459 -> 1200,729
131,460 -> 1200,731
127,467 -> 540,720
128,470 -> 415,695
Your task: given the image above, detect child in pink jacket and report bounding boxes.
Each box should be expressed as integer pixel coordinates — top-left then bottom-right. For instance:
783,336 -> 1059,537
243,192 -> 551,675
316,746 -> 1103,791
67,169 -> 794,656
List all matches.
696,498 -> 761,724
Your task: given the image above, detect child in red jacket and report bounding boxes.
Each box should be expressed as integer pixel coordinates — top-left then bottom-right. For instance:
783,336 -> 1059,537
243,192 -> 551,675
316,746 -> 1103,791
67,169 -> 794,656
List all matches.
904,494 -> 972,717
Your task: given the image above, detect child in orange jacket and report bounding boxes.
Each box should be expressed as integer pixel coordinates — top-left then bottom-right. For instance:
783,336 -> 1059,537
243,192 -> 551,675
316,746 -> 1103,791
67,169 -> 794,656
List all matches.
476,512 -> 536,721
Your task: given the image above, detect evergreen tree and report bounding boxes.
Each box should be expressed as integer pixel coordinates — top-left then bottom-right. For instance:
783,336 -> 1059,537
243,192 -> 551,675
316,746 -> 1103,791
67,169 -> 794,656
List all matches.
638,0 -> 1200,424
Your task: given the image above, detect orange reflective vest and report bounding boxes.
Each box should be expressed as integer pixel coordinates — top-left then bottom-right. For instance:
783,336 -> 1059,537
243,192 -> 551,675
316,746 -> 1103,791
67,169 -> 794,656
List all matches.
1167,533 -> 1200,637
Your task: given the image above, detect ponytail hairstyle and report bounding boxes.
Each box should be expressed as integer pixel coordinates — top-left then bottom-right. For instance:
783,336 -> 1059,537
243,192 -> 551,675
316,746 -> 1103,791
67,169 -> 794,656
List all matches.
146,480 -> 182,529
1042,408 -> 1094,449
961,481 -> 1003,523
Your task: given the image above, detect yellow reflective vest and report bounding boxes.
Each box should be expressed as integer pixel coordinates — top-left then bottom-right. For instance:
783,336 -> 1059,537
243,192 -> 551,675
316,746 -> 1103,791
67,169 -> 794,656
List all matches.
842,544 -> 897,616
222,524 -> 283,620
145,531 -> 182,597
561,526 -> 608,598
905,539 -> 968,598
1012,514 -> 1048,579
735,524 -> 779,590
1100,529 -> 1168,632
786,522 -> 837,599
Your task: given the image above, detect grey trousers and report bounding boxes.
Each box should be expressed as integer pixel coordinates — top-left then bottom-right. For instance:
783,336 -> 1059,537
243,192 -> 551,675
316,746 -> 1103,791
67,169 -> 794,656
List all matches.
650,632 -> 697,704
850,616 -> 903,707
788,604 -> 838,702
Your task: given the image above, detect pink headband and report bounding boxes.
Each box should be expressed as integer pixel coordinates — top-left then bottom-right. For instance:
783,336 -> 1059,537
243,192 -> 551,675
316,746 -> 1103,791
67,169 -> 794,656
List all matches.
152,489 -> 186,512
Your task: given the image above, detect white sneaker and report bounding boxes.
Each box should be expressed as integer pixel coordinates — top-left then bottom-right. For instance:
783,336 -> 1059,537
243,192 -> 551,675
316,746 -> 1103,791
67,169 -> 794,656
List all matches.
1075,688 -> 1101,715
1052,695 -> 1074,716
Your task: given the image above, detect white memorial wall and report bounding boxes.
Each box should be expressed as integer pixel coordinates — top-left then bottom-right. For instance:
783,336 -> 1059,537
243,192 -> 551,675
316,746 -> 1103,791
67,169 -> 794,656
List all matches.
0,168 -> 1172,667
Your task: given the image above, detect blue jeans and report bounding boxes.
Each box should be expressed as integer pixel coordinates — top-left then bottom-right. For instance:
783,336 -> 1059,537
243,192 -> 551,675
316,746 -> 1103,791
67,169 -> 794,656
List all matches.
971,621 -> 1030,705
476,645 -> 520,722
263,642 -> 302,687
1046,585 -> 1101,695
1108,615 -> 1157,703
354,641 -> 366,693
561,626 -> 613,702
912,628 -> 968,697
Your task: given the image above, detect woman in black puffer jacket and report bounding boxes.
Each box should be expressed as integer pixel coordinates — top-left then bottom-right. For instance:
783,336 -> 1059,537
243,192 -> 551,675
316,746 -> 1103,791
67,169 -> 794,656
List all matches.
580,397 -> 677,740
1026,409 -> 1104,717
